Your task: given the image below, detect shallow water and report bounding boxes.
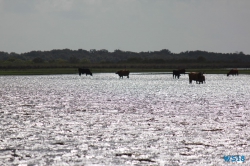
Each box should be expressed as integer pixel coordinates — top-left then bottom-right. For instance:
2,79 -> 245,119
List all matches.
0,73 -> 249,165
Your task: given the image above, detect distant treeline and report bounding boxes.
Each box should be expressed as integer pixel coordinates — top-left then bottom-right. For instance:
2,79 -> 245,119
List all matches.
0,49 -> 250,69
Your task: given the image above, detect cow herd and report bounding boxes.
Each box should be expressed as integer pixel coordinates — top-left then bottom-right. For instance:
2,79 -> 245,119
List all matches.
78,68 -> 239,84
173,68 -> 239,84
172,69 -> 205,84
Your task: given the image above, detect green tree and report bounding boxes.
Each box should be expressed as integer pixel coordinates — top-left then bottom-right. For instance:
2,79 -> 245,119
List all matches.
33,57 -> 44,63
7,58 -> 16,62
197,56 -> 206,62
69,56 -> 80,63
80,58 -> 90,64
160,49 -> 171,54
56,59 -> 67,64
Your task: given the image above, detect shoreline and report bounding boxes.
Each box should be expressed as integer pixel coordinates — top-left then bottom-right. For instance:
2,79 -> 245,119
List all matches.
0,68 -> 250,75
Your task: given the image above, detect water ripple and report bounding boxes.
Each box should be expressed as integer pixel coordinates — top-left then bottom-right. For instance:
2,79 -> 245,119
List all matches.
0,74 -> 249,165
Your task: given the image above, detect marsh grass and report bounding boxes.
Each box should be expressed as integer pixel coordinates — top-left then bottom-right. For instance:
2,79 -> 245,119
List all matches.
0,68 -> 77,75
0,68 -> 249,75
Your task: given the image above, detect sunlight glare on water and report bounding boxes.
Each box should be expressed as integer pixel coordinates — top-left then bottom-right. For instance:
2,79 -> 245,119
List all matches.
0,73 -> 250,165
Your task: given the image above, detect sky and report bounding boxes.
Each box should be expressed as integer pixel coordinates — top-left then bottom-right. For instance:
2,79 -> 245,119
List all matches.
0,0 -> 250,54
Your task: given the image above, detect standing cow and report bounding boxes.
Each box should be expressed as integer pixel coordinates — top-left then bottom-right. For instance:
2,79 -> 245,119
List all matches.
173,70 -> 181,79
200,75 -> 205,84
116,70 -> 130,78
178,69 -> 186,75
173,69 -> 186,79
188,72 -> 205,84
78,68 -> 92,76
227,69 -> 238,76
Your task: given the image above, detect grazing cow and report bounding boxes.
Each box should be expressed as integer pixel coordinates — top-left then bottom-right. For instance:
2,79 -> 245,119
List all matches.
116,70 -> 130,78
188,72 -> 204,84
227,69 -> 238,76
78,68 -> 92,76
178,69 -> 186,75
173,70 -> 181,79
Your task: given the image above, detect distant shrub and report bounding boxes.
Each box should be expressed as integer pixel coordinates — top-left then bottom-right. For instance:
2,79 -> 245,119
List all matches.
69,56 -> 80,63
33,58 -> 44,63
197,56 -> 206,62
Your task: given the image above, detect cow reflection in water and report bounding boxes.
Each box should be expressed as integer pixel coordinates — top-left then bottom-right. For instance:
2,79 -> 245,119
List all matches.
78,68 -> 92,76
227,69 -> 238,76
188,72 -> 205,84
116,70 -> 130,78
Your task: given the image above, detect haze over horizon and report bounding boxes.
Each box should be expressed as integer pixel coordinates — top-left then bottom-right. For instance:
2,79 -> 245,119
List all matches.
1,0 -> 250,54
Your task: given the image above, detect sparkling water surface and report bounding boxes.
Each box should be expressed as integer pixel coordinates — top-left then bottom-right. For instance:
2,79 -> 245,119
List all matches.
0,73 -> 250,166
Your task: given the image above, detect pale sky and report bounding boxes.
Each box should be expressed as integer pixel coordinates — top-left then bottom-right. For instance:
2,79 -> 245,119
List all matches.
1,0 -> 250,54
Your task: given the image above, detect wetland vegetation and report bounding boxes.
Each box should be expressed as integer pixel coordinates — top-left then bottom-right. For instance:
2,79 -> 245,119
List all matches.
0,49 -> 250,75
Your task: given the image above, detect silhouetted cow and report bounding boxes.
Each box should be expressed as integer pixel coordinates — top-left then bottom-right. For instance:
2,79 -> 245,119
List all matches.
173,70 -> 181,79
188,72 -> 205,84
227,69 -> 238,76
173,69 -> 186,79
116,70 -> 130,78
178,69 -> 186,75
78,68 -> 92,76
200,75 -> 205,84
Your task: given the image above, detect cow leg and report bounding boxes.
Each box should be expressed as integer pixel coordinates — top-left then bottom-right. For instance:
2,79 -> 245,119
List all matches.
127,75 -> 129,78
